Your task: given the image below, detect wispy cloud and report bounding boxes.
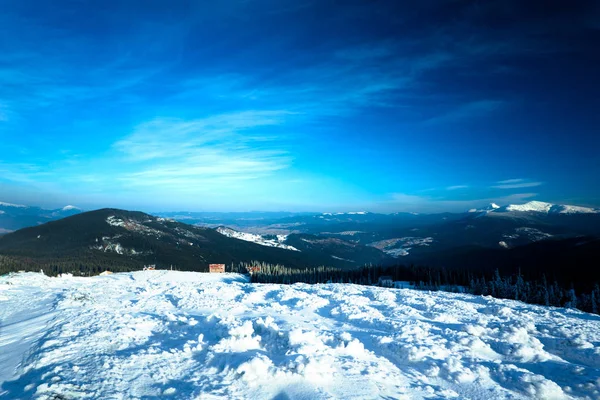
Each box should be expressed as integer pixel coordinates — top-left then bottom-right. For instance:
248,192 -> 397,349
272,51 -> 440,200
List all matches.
113,111 -> 293,190
492,179 -> 543,189
446,185 -> 469,190
496,178 -> 525,184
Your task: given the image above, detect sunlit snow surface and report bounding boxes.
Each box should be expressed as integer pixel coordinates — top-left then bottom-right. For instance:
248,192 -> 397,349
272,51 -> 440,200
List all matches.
1,272 -> 599,399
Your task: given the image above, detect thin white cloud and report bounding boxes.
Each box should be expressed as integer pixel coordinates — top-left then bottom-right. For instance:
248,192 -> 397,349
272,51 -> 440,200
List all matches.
497,178 -> 525,184
113,111 -> 293,190
492,181 -> 543,189
446,185 -> 469,190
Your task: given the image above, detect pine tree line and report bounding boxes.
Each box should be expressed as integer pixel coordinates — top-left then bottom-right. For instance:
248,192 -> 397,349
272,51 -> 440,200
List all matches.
232,261 -> 600,315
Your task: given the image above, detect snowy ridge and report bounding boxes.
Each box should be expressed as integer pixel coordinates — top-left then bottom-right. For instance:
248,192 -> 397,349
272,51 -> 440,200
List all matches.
1,271 -> 598,399
555,204 -> 599,214
216,227 -> 299,251
469,203 -> 500,213
0,201 -> 27,208
62,205 -> 80,211
505,201 -> 554,213
499,201 -> 599,214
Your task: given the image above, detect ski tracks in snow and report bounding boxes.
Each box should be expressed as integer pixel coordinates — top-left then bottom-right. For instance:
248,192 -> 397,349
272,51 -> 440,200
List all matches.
0,271 -> 599,399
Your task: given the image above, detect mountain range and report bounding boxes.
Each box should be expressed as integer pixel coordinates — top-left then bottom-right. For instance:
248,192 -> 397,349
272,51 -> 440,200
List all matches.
0,208 -> 391,273
0,200 -> 599,275
0,202 -> 82,233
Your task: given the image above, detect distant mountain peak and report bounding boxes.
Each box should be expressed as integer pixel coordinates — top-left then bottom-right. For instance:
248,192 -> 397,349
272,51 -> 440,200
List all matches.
468,203 -> 501,213
498,201 -> 598,214
62,205 -> 80,211
322,211 -> 370,216
505,201 -> 554,213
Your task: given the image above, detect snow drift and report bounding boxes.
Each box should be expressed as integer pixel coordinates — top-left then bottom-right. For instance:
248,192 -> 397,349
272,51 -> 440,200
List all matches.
0,271 -> 599,399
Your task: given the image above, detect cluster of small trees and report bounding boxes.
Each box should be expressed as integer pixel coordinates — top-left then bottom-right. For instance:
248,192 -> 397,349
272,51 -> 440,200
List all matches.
2,255 -> 598,315
0,254 -> 140,276
231,261 -> 600,315
469,270 -> 599,313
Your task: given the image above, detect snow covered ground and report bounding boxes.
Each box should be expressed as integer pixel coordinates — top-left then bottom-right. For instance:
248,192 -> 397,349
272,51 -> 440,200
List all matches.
216,227 -> 299,251
1,271 -> 599,400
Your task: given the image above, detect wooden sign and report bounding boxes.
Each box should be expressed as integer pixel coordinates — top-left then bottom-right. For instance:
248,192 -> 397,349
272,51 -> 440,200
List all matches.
209,264 -> 225,273
247,266 -> 261,274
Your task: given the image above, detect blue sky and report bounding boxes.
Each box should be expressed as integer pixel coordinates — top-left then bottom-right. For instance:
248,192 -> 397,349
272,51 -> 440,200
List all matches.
1,1 -> 599,212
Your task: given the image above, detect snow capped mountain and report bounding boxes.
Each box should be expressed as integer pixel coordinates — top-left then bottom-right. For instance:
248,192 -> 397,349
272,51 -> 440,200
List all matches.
468,203 -> 501,213
0,201 -> 84,231
216,226 -> 300,251
553,204 -> 599,214
505,201 -> 554,213
322,211 -> 370,216
499,201 -> 599,214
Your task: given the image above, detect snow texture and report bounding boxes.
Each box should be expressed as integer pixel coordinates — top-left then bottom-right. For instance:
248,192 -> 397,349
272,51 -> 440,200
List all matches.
502,201 -> 598,214
216,227 -> 299,251
505,201 -> 555,213
368,237 -> 434,257
1,271 -> 599,399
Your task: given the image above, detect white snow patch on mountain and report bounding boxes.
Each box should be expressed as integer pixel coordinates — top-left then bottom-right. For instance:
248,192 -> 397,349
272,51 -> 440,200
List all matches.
323,211 -> 368,216
368,237 -> 434,257
0,201 -> 27,208
555,205 -> 599,214
505,201 -> 554,213
62,205 -> 80,211
216,227 -> 299,251
1,271 -> 598,399
469,203 -> 501,213
330,255 -> 355,262
500,201 -> 598,214
503,227 -> 553,243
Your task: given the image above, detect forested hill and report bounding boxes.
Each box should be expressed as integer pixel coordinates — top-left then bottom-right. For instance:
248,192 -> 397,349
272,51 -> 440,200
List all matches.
0,208 -> 373,274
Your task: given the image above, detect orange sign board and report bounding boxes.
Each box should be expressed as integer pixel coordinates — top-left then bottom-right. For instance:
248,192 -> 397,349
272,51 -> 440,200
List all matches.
247,266 -> 261,274
209,264 -> 225,273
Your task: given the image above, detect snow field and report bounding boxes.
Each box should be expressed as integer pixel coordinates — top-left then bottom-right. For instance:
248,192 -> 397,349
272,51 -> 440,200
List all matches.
0,271 -> 599,399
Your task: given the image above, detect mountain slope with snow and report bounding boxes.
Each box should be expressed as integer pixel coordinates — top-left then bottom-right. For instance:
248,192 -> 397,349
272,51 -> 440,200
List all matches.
216,226 -> 299,251
1,271 -> 598,399
499,201 -> 599,214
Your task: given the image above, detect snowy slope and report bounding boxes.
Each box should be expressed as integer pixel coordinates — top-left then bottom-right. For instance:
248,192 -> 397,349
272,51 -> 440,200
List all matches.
468,203 -> 501,213
555,205 -> 599,214
505,201 -> 555,213
1,272 -> 599,400
499,201 -> 599,214
216,226 -> 299,251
